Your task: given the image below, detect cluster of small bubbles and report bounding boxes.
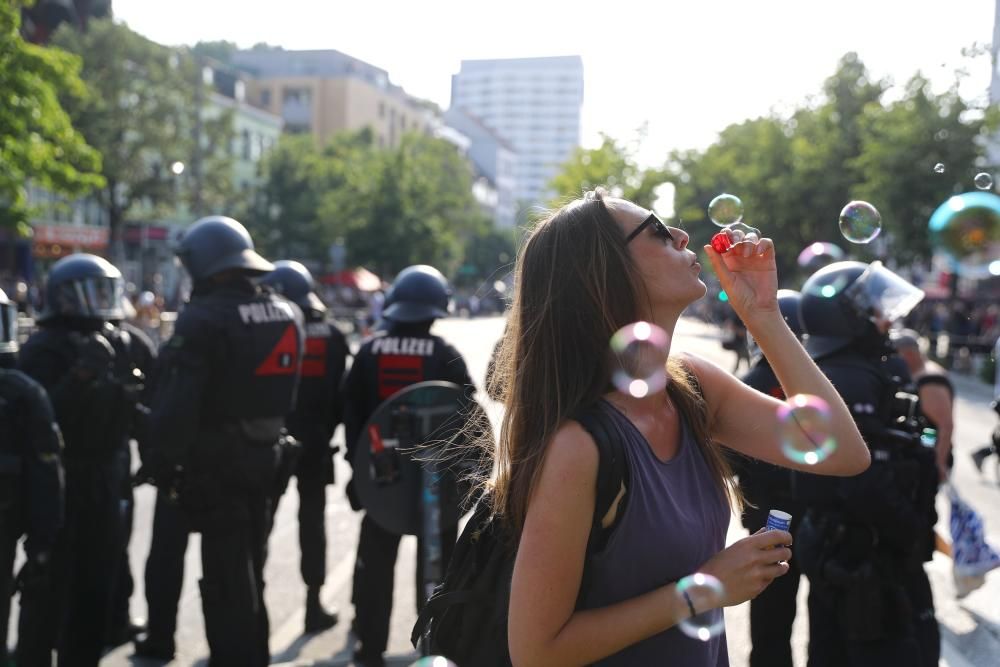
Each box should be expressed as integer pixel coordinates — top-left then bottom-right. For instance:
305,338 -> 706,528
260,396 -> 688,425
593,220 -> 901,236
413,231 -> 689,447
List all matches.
708,194 -> 744,227
838,201 -> 882,244
776,394 -> 837,465
410,657 -> 458,667
609,322 -> 671,398
974,172 -> 994,191
933,163 -> 946,174
675,573 -> 726,641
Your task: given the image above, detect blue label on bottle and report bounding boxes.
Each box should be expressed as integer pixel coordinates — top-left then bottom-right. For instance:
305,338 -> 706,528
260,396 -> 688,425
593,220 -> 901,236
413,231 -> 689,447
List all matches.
766,512 -> 791,533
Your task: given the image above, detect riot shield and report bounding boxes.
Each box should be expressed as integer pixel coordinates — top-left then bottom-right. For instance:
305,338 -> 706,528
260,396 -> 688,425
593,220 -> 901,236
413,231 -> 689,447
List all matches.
352,381 -> 492,537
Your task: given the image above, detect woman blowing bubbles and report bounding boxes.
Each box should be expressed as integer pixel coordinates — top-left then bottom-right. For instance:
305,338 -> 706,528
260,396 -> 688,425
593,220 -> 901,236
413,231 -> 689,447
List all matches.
492,189 -> 871,666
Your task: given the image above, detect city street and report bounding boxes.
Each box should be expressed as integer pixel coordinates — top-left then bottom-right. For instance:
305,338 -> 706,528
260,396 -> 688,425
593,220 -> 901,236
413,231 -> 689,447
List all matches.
76,314 -> 1000,666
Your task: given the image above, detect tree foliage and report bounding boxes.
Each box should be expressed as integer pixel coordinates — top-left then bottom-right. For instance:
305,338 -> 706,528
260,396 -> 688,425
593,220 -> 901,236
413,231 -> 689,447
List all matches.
51,19 -> 234,256
249,130 -> 492,279
667,53 -> 991,283
548,132 -> 666,209
0,0 -> 103,233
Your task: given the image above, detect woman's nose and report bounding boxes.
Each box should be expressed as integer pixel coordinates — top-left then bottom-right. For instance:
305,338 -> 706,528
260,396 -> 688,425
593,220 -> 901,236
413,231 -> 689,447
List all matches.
671,227 -> 689,250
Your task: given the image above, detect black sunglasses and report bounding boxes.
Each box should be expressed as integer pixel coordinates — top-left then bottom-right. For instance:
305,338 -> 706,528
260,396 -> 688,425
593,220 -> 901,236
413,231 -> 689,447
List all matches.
625,213 -> 673,245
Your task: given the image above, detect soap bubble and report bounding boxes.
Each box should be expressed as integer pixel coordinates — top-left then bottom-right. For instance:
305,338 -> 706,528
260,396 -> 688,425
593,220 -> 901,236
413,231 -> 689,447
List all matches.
974,172 -> 994,191
610,322 -> 671,398
675,573 -> 726,642
796,242 -> 845,269
933,163 -> 946,174
928,191 -> 1000,267
776,394 -> 837,465
410,658 -> 458,667
838,201 -> 882,244
708,194 -> 744,227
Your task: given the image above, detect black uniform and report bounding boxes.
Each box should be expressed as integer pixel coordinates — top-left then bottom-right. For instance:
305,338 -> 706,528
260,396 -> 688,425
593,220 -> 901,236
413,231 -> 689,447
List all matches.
145,278 -> 303,666
344,323 -> 474,664
796,347 -> 939,667
0,366 -> 64,666
104,320 -> 157,645
733,360 -> 806,667
18,321 -> 136,666
272,313 -> 349,587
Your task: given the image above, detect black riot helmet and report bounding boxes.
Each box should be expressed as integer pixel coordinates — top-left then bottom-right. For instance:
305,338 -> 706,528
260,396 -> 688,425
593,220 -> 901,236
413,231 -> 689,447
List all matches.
383,265 -> 450,323
777,289 -> 804,339
260,260 -> 326,315
175,216 -> 274,283
0,288 -> 18,356
800,260 -> 924,360
40,253 -> 124,323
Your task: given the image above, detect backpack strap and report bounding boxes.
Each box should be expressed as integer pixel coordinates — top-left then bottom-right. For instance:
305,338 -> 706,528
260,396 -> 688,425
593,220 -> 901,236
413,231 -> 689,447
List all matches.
574,401 -> 629,551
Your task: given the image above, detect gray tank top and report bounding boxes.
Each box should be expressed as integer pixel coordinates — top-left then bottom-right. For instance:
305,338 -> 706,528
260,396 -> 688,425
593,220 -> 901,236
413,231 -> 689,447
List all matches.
581,399 -> 731,666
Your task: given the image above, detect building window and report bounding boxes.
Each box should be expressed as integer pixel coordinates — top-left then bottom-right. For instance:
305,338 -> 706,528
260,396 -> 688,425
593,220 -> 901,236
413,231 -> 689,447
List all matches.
242,129 -> 251,160
379,102 -> 386,118
260,89 -> 271,107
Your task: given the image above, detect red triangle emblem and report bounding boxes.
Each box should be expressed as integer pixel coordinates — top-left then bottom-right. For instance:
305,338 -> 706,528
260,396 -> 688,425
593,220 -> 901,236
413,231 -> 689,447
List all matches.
255,324 -> 300,376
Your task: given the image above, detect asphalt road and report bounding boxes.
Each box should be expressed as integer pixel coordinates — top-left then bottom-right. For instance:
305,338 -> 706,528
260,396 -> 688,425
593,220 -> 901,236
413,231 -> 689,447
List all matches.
9,314 -> 998,666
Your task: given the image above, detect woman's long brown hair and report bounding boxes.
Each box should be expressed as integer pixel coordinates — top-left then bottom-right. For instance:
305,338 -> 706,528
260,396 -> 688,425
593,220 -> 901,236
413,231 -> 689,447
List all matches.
487,189 -> 740,537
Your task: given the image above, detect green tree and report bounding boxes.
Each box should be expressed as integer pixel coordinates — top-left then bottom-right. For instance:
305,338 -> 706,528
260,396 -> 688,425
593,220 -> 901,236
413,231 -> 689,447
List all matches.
851,73 -> 987,261
249,129 -> 379,260
0,0 -> 103,233
330,132 -> 491,277
548,132 -> 666,209
191,40 -> 238,65
51,19 -> 234,258
666,53 -> 986,280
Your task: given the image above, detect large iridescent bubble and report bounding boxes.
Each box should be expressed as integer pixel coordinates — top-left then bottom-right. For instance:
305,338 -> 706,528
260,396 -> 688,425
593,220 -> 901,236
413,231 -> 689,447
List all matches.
928,192 -> 1000,272
708,194 -> 744,227
838,201 -> 882,244
610,322 -> 671,398
675,573 -> 726,641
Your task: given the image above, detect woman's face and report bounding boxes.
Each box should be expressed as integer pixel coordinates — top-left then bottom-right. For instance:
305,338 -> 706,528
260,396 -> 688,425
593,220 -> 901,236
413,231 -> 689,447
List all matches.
607,198 -> 707,313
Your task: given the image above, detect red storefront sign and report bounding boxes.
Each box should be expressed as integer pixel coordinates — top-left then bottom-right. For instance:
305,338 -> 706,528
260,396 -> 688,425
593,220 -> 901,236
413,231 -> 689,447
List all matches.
33,224 -> 109,249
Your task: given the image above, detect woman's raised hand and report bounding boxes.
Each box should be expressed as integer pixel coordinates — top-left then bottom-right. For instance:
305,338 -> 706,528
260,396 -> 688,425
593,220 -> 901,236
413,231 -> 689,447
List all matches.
704,231 -> 778,323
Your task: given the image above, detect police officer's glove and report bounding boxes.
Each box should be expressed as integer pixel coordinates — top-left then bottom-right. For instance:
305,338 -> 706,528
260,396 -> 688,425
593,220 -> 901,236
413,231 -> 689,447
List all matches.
69,331 -> 115,382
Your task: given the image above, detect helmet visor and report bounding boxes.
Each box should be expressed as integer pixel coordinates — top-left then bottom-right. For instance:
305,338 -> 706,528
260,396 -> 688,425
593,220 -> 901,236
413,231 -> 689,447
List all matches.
843,261 -> 924,324
54,276 -> 125,319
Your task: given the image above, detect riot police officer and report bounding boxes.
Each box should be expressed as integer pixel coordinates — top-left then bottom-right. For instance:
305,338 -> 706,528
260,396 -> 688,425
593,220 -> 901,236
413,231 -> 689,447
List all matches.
733,289 -> 808,667
142,216 -> 303,666
0,288 -> 64,667
344,265 -> 474,667
795,261 -> 939,667
18,253 -> 136,666
261,260 -> 349,633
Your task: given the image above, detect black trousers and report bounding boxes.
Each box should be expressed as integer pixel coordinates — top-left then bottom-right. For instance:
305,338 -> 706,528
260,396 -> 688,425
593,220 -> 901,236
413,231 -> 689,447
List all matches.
806,565 -> 938,667
108,447 -> 135,639
142,489 -> 190,649
749,549 -> 802,667
270,465 -> 328,588
197,490 -> 270,667
352,514 -> 457,658
0,505 -> 16,662
54,461 -> 126,667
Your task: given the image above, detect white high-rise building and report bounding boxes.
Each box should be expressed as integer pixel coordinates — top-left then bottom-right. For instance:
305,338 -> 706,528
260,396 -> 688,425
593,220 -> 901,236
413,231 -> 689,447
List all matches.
450,56 -> 584,207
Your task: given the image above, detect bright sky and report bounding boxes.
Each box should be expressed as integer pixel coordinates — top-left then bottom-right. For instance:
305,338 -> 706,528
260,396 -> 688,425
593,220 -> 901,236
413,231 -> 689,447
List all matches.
113,0 -> 996,167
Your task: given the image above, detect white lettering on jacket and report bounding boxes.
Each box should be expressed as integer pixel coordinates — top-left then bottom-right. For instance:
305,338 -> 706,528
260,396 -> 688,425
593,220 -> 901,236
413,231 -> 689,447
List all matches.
370,337 -> 435,356
238,301 -> 296,325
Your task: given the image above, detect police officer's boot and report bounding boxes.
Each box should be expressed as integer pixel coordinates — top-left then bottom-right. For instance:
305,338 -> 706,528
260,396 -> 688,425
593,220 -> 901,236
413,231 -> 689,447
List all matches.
304,587 -> 339,633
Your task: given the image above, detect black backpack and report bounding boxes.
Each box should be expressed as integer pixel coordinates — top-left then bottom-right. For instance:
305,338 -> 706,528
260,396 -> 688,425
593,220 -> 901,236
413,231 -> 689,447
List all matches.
411,400 -> 629,666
